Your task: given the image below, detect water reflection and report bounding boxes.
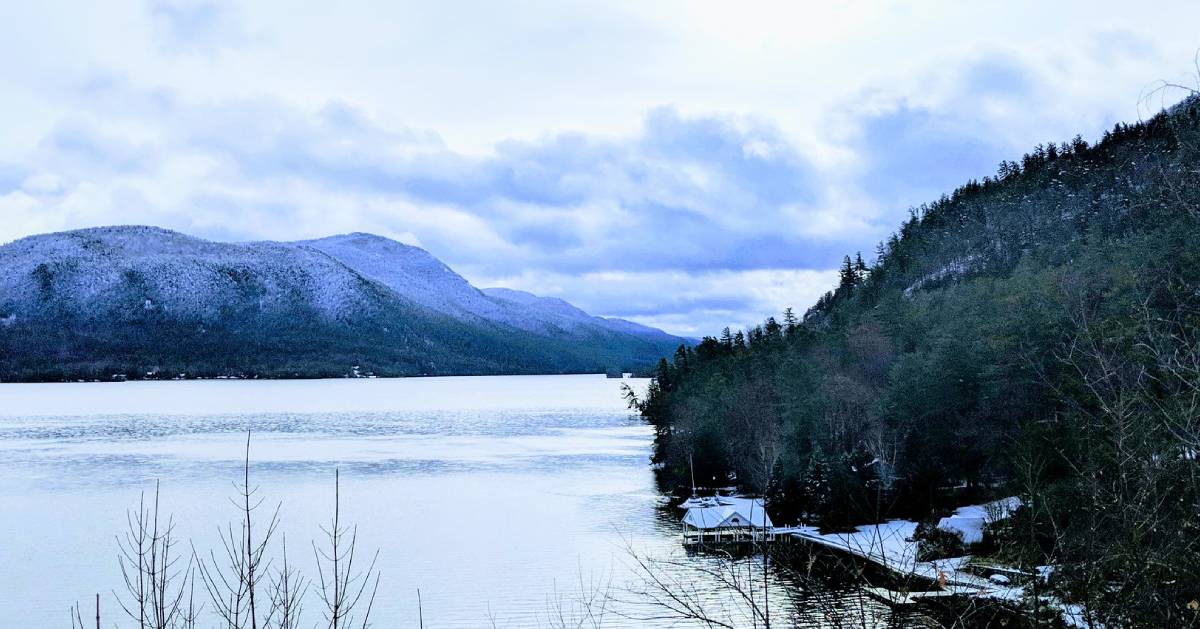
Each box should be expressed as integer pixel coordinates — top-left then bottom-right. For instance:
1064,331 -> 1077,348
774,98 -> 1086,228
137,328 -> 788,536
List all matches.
0,376 -> 917,627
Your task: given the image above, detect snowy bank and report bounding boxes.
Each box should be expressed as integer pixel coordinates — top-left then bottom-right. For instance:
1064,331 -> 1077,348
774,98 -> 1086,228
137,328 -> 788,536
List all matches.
936,496 -> 1022,544
782,497 -> 1095,627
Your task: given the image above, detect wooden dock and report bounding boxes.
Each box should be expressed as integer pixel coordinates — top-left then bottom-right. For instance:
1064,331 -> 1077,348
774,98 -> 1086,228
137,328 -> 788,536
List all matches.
863,587 -> 961,606
682,528 -> 778,546
781,522 -> 1008,594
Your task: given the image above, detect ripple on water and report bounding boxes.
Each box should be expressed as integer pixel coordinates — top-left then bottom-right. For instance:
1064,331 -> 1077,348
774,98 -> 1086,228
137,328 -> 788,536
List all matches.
0,376 -> 923,627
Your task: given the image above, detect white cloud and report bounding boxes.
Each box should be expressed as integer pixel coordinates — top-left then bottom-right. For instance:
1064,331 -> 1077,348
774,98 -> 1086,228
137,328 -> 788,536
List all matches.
1,1 -> 1198,335
20,172 -> 66,195
475,268 -> 841,336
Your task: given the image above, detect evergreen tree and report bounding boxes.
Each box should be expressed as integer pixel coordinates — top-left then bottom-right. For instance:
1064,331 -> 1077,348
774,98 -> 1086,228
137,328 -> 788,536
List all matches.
853,252 -> 869,283
782,308 -> 797,333
1070,134 -> 1089,154
654,357 -> 672,393
801,450 -> 832,523
764,317 -> 783,343
838,255 -> 857,291
672,344 -> 690,375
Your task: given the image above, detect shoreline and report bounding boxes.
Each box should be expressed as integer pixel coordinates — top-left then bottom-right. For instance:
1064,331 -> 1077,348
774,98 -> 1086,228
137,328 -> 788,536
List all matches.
0,373 -> 649,418
0,370 -> 650,385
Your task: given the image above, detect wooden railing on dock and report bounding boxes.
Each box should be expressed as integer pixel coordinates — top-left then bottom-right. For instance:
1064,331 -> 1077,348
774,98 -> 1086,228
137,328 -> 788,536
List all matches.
682,528 -> 778,546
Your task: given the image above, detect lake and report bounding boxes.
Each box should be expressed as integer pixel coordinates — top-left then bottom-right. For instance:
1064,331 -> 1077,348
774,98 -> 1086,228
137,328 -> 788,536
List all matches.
0,375 -> 899,627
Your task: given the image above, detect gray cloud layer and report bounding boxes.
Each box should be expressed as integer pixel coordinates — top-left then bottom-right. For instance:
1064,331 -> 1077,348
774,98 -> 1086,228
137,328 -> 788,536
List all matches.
0,2 -> 1194,334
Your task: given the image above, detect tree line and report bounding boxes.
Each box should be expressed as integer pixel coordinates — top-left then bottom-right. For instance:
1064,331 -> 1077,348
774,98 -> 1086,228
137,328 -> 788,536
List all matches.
629,92 -> 1200,626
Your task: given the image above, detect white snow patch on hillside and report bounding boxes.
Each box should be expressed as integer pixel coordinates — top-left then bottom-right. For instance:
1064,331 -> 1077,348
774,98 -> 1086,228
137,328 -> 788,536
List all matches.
903,254 -> 981,297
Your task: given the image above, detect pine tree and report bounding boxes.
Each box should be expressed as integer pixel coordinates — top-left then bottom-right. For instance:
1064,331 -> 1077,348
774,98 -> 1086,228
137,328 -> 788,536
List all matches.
1071,134 -> 1088,154
672,345 -> 690,374
838,255 -> 857,291
802,450 -> 832,523
764,317 -> 783,343
654,357 -> 672,393
782,308 -> 797,333
853,252 -> 869,283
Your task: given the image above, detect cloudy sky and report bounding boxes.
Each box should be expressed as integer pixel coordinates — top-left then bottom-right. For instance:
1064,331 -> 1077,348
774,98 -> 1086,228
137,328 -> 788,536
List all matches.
1,1 -> 1198,335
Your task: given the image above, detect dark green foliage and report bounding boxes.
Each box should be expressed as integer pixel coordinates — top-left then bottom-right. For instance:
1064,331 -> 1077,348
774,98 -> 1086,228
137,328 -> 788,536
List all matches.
913,521 -> 966,562
632,96 -> 1200,625
0,305 -> 676,381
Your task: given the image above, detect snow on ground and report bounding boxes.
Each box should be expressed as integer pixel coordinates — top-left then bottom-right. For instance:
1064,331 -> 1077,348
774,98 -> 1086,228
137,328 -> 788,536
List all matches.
785,520 -> 920,573
936,496 -> 1022,544
784,520 -> 1000,591
1059,603 -> 1098,628
780,498 -> 1099,627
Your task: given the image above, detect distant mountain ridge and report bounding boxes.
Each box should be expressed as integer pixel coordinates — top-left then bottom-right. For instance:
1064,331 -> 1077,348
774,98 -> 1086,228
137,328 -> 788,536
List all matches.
300,232 -> 676,343
0,226 -> 682,381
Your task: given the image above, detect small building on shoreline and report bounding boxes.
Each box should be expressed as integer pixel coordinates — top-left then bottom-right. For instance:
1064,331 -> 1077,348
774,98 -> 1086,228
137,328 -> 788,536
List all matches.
681,495 -> 775,545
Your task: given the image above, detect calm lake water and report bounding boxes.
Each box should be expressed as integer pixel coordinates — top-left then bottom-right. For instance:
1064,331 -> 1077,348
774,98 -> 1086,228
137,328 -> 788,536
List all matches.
0,375 -> 899,627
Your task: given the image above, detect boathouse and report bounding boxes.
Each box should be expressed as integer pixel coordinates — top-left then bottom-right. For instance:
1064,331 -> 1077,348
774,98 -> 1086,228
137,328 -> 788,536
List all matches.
681,496 -> 775,545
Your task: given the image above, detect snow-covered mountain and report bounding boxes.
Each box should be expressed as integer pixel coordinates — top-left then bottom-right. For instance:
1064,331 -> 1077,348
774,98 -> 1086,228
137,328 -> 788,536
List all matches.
0,226 -> 377,323
480,287 -> 678,342
299,233 -> 510,323
0,226 -> 682,381
301,232 -> 676,343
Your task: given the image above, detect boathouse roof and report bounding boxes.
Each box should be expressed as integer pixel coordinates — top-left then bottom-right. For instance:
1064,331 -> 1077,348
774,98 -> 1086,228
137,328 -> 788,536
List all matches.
682,496 -> 772,529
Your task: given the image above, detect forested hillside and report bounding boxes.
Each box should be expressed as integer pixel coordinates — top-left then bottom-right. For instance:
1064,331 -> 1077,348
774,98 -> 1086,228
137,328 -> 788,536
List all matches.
633,95 -> 1200,625
0,227 -> 682,381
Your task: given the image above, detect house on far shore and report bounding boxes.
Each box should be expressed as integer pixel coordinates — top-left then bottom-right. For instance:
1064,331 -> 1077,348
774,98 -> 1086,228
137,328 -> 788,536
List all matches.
681,496 -> 775,545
